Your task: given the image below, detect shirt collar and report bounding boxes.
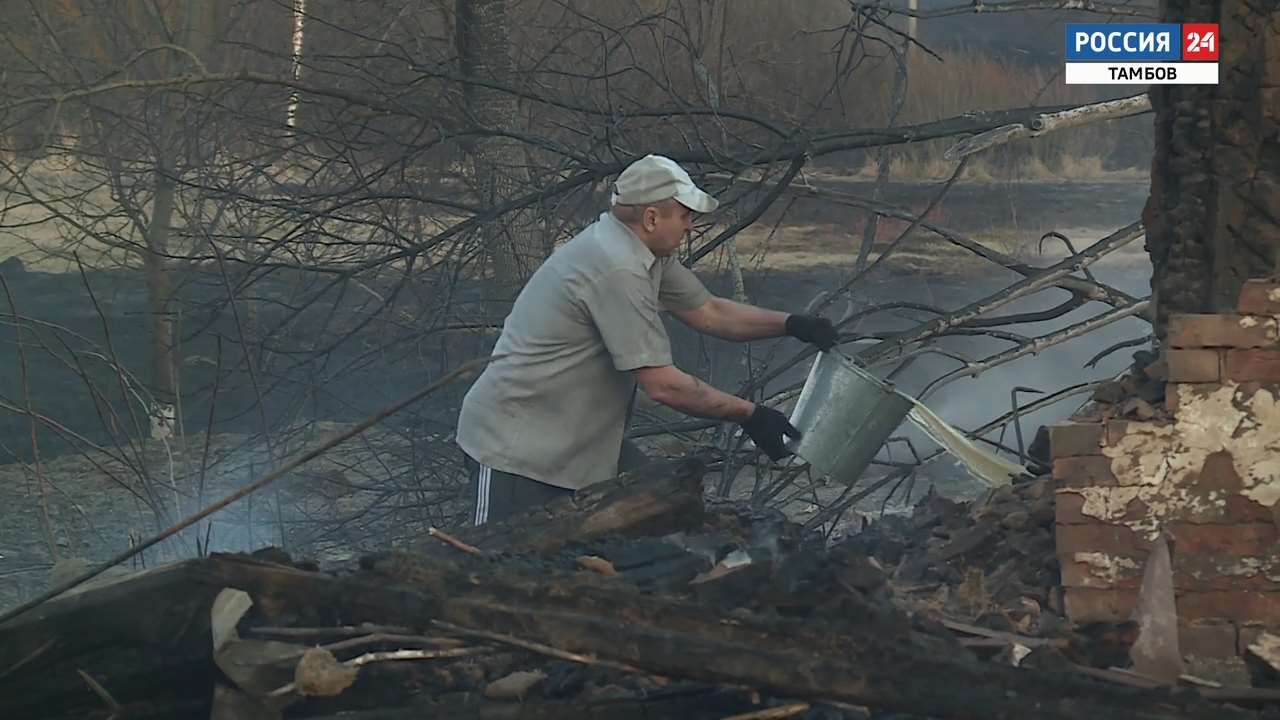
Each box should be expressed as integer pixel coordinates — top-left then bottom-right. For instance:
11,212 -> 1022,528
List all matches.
601,211 -> 656,271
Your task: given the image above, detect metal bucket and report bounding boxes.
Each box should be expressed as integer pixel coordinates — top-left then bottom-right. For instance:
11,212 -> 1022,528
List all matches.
787,351 -> 914,481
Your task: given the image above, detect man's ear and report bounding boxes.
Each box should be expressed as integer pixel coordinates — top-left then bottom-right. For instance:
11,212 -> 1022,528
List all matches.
642,206 -> 658,232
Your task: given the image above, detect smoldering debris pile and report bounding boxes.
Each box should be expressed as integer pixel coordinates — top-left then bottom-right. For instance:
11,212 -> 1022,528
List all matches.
0,459 -> 1270,720
847,476 -> 1061,632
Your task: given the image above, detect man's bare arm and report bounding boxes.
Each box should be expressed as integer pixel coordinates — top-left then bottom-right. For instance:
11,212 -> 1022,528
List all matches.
633,365 -> 754,421
669,297 -> 787,342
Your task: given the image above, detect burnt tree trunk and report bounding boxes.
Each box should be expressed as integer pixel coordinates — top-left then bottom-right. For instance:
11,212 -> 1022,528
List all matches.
456,0 -> 545,303
1144,1 -> 1280,338
0,564 -> 221,720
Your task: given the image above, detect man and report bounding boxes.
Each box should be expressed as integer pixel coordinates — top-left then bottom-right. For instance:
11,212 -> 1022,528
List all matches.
456,155 -> 837,525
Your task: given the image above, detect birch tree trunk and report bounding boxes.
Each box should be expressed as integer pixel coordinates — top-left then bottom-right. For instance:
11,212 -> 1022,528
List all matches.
146,152 -> 178,440
286,0 -> 307,131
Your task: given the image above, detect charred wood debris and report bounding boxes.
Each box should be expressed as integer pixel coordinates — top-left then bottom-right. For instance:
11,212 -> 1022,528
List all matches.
2,447 -> 1278,720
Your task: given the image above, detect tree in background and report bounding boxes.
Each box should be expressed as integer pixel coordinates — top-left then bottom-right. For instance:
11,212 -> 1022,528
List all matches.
1,1 -> 294,443
0,0 -> 1165,567
456,0 -> 543,302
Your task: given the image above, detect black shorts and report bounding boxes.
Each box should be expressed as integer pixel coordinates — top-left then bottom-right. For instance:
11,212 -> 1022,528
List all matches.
465,440 -> 649,526
466,458 -> 572,526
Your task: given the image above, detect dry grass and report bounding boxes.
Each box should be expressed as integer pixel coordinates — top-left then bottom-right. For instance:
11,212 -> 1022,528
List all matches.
729,219 -> 1150,273
4,157 -> 1150,278
0,157 -> 472,272
848,153 -> 1149,183
897,45 -> 1092,121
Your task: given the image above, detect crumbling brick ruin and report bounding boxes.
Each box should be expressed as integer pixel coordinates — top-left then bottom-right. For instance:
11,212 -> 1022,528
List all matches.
1053,281 -> 1280,663
1052,0 -> 1280,669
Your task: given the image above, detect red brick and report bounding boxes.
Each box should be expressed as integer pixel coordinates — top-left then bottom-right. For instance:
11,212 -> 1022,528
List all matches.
1167,314 -> 1278,348
1064,588 -> 1139,622
1049,423 -> 1103,458
1180,621 -> 1239,658
1142,357 -> 1168,382
1056,523 -> 1147,557
1121,496 -> 1152,523
1178,591 -> 1280,624
1053,456 -> 1116,488
1165,349 -> 1223,382
1168,523 -> 1278,555
1101,420 -> 1176,449
1174,557 -> 1280,592
1225,349 -> 1280,381
1176,573 -> 1262,593
1055,491 -> 1091,523
1238,280 -> 1280,314
1104,420 -> 1130,446
1064,557 -> 1280,593
1235,381 -> 1280,401
1223,495 -> 1275,523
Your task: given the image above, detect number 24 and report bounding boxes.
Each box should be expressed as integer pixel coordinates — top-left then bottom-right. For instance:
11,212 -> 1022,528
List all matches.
1187,31 -> 1216,52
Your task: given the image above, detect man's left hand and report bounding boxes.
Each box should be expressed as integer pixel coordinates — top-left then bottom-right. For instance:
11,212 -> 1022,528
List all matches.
786,314 -> 838,351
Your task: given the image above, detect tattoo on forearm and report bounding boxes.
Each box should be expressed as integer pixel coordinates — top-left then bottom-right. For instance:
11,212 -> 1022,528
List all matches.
686,374 -> 734,416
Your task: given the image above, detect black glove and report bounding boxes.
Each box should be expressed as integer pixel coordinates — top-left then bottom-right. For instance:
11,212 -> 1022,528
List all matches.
786,314 -> 838,351
740,405 -> 801,461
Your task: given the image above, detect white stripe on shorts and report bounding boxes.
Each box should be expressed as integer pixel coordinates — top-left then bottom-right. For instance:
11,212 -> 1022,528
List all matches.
474,464 -> 491,526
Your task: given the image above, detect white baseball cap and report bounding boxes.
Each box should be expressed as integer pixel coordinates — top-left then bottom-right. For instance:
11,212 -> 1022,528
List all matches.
611,154 -> 719,213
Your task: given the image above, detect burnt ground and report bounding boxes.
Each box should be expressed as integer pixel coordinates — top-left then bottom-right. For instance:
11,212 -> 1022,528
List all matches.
0,177 -> 1154,612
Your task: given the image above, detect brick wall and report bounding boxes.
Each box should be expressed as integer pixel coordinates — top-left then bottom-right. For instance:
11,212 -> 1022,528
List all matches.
1052,280 -> 1280,662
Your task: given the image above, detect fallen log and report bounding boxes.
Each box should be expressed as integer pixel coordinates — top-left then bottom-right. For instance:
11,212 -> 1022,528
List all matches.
446,457 -> 708,554
0,561 -> 221,719
197,553 -> 1252,720
0,458 -> 710,720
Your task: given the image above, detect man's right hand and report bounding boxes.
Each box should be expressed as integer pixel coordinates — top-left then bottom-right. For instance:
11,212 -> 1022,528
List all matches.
740,405 -> 801,460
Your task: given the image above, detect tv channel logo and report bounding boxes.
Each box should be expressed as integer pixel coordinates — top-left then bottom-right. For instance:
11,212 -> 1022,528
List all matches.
1064,23 -> 1218,84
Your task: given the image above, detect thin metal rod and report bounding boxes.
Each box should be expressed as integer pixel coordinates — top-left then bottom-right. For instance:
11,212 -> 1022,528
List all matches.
1009,386 -> 1043,464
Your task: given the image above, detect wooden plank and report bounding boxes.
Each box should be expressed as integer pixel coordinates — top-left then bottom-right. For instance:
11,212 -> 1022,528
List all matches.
941,618 -> 1069,648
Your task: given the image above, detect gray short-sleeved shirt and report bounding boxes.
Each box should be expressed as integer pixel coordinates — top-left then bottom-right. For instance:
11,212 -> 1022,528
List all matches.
456,211 -> 712,490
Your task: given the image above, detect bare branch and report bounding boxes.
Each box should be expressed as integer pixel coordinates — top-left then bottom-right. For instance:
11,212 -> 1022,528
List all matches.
920,299 -> 1151,398
945,93 -> 1151,159
859,221 -> 1147,365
